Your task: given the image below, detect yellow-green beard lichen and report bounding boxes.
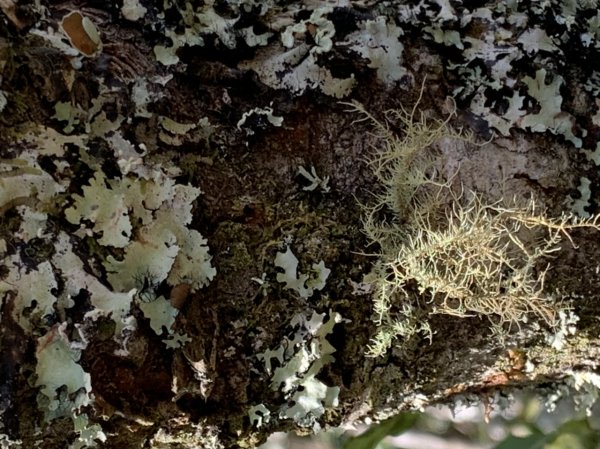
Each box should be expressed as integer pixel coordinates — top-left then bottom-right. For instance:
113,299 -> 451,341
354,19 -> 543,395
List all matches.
345,88 -> 600,357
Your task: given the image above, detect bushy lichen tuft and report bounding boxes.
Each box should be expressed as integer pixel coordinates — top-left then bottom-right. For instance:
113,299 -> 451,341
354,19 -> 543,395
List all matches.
347,87 -> 600,357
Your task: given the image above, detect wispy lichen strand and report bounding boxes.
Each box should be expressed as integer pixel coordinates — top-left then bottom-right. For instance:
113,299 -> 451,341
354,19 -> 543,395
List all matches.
347,95 -> 600,357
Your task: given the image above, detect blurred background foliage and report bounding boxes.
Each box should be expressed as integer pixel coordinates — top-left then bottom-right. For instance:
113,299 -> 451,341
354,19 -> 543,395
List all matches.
260,391 -> 600,449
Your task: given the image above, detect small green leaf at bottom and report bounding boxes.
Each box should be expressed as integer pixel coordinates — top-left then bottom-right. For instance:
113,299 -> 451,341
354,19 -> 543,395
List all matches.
343,412 -> 418,449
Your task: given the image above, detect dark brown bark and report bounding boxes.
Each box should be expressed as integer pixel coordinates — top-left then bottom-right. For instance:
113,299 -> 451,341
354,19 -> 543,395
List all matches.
1,2 -> 600,448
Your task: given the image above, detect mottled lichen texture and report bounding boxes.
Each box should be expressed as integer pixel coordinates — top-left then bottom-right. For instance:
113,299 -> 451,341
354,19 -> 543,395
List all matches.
3,0 -> 600,448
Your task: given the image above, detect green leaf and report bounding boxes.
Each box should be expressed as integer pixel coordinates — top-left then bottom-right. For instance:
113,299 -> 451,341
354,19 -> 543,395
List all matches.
494,419 -> 599,449
493,432 -> 548,449
546,419 -> 599,449
343,412 -> 418,449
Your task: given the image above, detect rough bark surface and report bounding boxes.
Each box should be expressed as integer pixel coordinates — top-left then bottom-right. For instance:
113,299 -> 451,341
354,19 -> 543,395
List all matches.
1,1 -> 600,448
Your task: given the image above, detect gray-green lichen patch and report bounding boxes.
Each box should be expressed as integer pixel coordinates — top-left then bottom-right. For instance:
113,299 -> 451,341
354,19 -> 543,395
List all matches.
0,33 -> 216,444
274,246 -> 330,299
254,310 -> 343,431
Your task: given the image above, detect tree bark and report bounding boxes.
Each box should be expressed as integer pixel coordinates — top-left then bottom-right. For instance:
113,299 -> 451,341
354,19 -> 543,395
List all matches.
1,1 -> 600,448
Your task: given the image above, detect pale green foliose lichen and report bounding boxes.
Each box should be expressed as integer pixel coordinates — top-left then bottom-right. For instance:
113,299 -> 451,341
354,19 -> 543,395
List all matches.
70,414 -> 107,449
139,297 -> 179,335
298,166 -> 330,193
281,7 -> 334,54
570,177 -> 592,218
65,170 -> 132,248
274,246 -> 330,299
52,232 -> 137,341
66,168 -> 216,293
0,156 -> 64,210
0,434 -> 21,449
1,256 -> 57,332
521,69 -> 583,147
248,404 -> 271,428
121,0 -> 147,21
236,106 -> 283,135
255,310 -> 342,430
35,325 -> 93,422
344,16 -> 405,86
1,81 -> 216,445
152,1 -> 262,65
238,6 -> 357,98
